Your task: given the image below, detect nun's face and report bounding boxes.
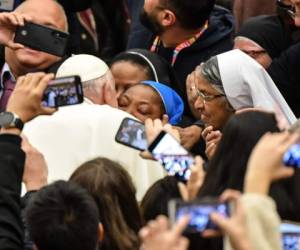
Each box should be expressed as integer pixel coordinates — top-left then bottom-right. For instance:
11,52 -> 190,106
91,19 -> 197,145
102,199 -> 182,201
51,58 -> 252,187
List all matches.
234,38 -> 272,69
111,61 -> 150,98
189,71 -> 233,130
118,84 -> 165,122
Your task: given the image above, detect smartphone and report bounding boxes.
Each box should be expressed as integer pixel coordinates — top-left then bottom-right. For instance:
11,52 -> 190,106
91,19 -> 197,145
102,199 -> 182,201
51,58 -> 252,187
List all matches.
115,118 -> 147,151
14,22 -> 69,57
148,131 -> 194,182
283,143 -> 300,168
169,198 -> 230,234
42,76 -> 83,108
281,222 -> 300,250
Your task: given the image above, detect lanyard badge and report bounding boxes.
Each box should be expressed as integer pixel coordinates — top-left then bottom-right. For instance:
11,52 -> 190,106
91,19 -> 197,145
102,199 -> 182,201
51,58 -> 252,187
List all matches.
150,21 -> 209,66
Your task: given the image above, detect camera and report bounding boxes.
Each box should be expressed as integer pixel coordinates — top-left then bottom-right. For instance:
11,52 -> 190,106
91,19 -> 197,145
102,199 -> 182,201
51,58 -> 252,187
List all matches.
169,198 -> 230,233
148,131 -> 194,182
115,118 -> 147,151
42,76 -> 83,108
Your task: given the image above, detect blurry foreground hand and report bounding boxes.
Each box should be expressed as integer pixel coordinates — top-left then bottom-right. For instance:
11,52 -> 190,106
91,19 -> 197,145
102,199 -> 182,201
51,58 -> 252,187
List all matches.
140,215 -> 190,250
22,135 -> 48,191
245,131 -> 299,194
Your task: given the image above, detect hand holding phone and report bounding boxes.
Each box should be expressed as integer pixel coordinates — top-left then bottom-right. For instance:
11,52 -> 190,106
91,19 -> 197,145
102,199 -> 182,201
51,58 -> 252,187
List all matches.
115,118 -> 147,151
169,198 -> 230,234
14,22 -> 69,57
0,12 -> 31,49
148,131 -> 194,182
42,76 -> 83,108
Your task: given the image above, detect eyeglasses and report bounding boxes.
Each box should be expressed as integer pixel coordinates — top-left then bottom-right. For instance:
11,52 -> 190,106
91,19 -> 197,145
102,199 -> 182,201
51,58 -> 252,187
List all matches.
192,86 -> 224,102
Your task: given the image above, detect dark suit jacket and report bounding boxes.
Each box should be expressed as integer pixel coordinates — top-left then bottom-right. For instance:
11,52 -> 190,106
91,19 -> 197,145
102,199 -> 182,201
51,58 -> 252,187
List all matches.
0,134 -> 25,250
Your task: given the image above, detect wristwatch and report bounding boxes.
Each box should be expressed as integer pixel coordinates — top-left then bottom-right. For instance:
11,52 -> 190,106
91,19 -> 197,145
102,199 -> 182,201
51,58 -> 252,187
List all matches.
0,112 -> 24,131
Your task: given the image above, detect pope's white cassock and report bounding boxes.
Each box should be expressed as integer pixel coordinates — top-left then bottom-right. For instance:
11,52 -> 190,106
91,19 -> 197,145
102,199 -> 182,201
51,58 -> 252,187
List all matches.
23,100 -> 164,200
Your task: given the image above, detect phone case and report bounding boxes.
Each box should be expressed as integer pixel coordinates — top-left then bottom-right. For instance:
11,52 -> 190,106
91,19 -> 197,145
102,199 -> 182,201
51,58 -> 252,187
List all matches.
43,76 -> 83,108
168,198 -> 231,234
14,22 -> 69,57
115,118 -> 147,151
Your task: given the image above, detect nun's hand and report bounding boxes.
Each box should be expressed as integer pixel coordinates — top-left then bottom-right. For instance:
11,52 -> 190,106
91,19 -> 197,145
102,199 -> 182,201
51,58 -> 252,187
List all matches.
174,125 -> 202,150
202,126 -> 222,160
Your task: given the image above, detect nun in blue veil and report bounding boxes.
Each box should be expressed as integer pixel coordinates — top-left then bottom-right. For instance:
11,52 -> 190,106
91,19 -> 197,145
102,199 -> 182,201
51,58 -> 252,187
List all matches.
118,80 -> 184,125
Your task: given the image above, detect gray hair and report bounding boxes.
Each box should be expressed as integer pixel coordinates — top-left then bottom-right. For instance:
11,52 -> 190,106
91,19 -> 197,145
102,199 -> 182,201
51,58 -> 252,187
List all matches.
199,56 -> 225,95
198,56 -> 235,111
83,70 -> 115,95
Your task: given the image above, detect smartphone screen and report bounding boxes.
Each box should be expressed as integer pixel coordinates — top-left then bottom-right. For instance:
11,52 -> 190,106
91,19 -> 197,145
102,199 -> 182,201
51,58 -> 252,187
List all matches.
148,131 -> 194,182
281,222 -> 300,250
169,199 -> 230,233
115,118 -> 147,151
14,22 -> 69,57
42,76 -> 83,108
283,143 -> 300,168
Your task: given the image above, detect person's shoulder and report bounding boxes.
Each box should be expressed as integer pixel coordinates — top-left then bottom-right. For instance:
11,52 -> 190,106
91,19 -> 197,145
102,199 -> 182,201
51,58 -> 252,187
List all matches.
184,6 -> 234,54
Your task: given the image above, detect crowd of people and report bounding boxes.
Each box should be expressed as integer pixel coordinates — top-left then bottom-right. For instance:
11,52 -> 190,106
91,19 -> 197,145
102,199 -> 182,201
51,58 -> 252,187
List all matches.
0,0 -> 300,250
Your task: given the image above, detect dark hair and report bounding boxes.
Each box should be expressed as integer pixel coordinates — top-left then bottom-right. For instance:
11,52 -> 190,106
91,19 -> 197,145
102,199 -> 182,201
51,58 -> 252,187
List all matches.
141,176 -> 181,222
160,0 -> 215,29
111,51 -> 155,80
25,181 -> 99,250
110,49 -> 182,92
70,157 -> 142,250
199,111 -> 279,196
198,111 -> 300,221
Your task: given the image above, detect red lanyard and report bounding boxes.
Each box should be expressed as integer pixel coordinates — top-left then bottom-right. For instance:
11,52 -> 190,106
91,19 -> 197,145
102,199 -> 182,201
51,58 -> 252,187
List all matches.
150,21 -> 209,66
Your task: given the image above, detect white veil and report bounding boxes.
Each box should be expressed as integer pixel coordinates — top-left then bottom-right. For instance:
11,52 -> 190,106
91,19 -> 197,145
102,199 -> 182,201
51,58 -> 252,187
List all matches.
217,49 -> 297,125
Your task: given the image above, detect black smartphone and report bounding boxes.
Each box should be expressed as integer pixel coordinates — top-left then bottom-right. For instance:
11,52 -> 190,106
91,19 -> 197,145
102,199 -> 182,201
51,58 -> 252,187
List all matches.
14,22 -> 69,57
280,222 -> 300,250
42,76 -> 83,108
283,143 -> 300,168
148,131 -> 194,182
168,198 -> 231,234
115,118 -> 147,151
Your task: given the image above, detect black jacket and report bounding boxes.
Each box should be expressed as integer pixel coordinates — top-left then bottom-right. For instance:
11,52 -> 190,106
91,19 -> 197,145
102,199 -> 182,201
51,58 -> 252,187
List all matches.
167,6 -> 234,99
0,134 -> 25,250
267,41 -> 300,117
128,5 -> 234,117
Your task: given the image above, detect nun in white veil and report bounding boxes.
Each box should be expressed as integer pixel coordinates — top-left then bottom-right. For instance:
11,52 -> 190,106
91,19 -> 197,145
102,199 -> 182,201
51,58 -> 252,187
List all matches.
188,49 -> 296,130
217,49 -> 296,125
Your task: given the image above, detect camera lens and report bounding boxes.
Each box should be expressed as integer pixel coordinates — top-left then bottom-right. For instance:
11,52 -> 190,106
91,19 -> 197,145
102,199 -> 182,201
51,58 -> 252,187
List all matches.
21,30 -> 28,36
